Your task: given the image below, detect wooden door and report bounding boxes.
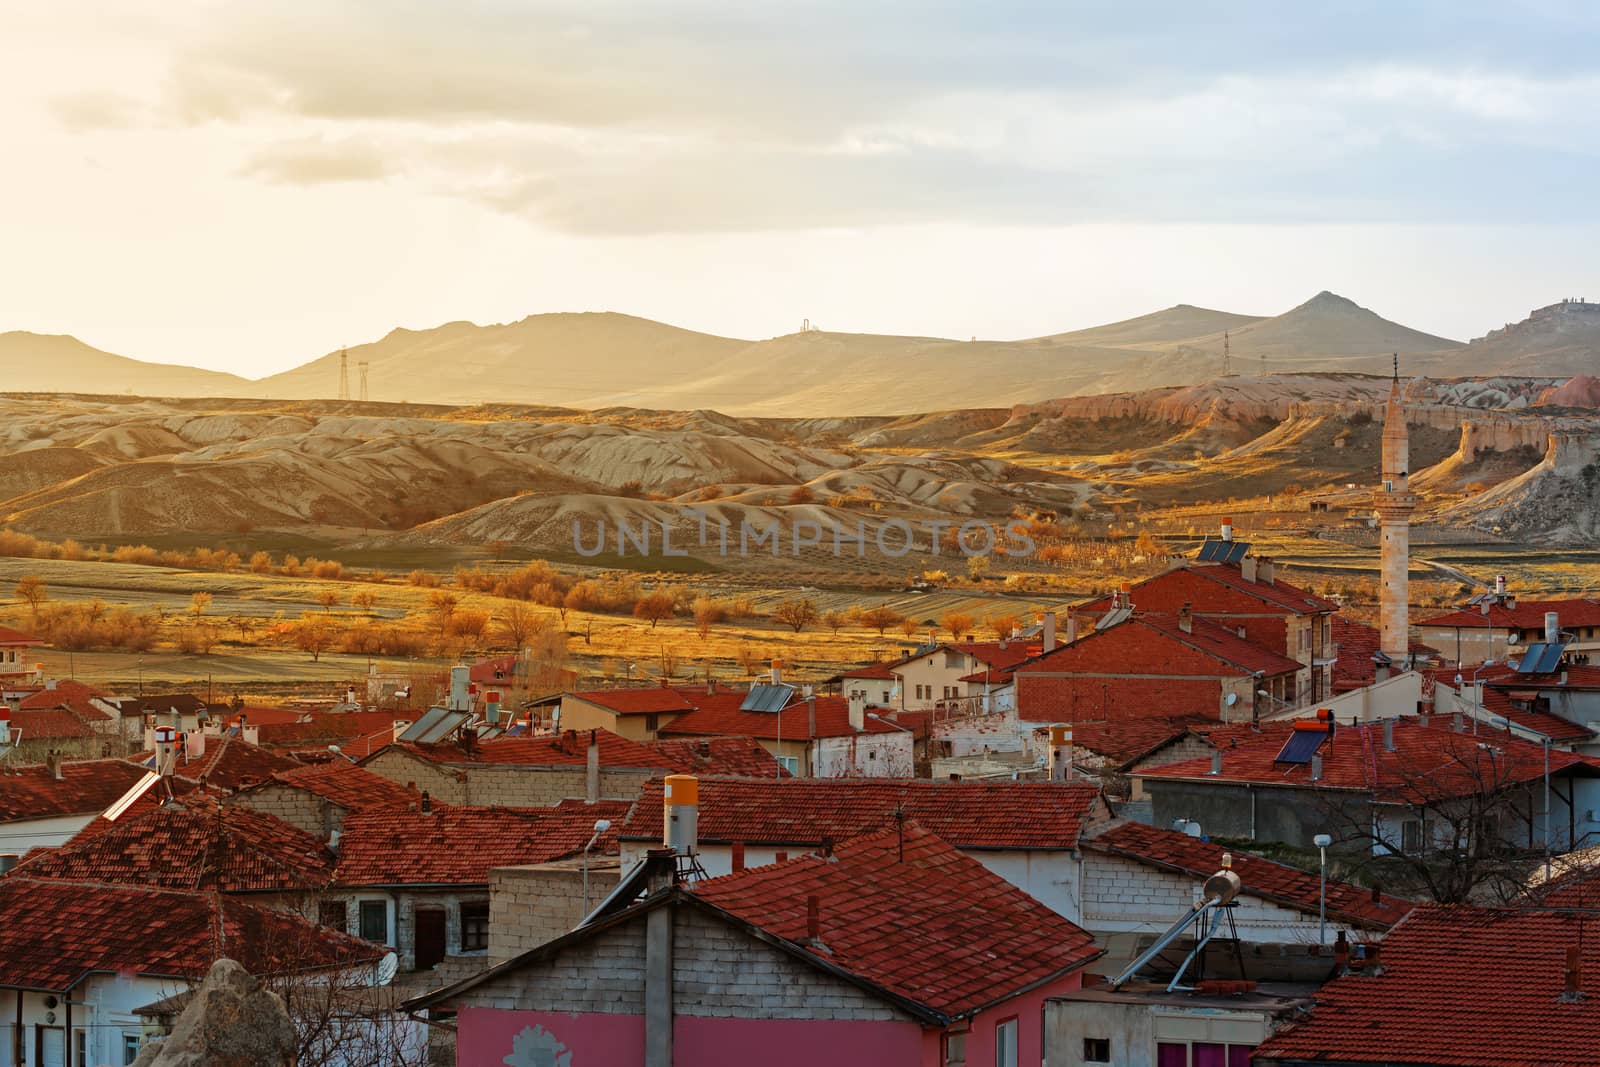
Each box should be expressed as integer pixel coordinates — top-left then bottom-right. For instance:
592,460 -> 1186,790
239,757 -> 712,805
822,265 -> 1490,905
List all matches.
414,907 -> 447,970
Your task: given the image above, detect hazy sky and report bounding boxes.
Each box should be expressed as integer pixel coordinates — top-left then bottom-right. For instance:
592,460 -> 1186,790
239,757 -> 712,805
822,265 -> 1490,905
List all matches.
4,1 -> 1599,377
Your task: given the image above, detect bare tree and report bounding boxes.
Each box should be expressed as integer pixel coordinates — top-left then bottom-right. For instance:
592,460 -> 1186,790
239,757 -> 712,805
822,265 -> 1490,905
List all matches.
772,597 -> 819,633
15,575 -> 46,621
854,605 -> 904,636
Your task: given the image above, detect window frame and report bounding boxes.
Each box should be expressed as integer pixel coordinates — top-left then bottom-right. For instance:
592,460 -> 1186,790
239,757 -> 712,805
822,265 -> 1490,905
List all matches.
994,1015 -> 1018,1067
358,898 -> 389,944
1083,1036 -> 1112,1063
459,901 -> 490,953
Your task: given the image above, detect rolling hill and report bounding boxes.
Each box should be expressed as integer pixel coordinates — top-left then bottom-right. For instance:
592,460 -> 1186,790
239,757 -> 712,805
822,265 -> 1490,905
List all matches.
0,332 -> 249,397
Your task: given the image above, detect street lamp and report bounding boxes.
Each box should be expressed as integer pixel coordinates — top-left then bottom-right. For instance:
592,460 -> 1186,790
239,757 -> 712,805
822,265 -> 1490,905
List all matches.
581,818 -> 613,915
1313,833 -> 1333,946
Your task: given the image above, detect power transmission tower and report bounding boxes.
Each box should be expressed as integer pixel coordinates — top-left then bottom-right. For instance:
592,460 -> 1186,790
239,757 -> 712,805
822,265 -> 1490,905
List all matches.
358,361 -> 369,402
1221,331 -> 1231,376
337,349 -> 350,401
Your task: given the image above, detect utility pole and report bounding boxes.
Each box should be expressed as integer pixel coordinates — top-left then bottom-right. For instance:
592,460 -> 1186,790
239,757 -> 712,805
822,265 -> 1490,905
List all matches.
337,348 -> 350,401
1221,331 -> 1231,376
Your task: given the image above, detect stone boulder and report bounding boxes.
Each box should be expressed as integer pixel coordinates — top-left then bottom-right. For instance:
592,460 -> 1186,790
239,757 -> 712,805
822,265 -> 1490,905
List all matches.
132,959 -> 295,1067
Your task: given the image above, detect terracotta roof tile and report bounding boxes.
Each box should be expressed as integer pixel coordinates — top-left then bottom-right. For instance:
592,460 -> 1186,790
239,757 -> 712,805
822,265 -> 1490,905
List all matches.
9,707 -> 96,740
657,690 -> 901,740
646,737 -> 789,777
1017,613 -> 1301,679
1255,905 -> 1600,1066
17,680 -> 110,720
692,821 -> 1100,1019
1418,597 -> 1600,631
0,627 -> 43,645
1061,713 -> 1218,767
263,762 -> 419,811
0,876 -> 381,991
1138,717 -> 1600,802
619,776 -> 1102,850
1082,564 -> 1337,617
564,688 -> 698,715
385,729 -> 673,769
333,802 -> 632,886
17,801 -> 334,892
1332,617 -> 1440,692
165,735 -> 304,791
1085,821 -> 1414,927
0,759 -> 151,821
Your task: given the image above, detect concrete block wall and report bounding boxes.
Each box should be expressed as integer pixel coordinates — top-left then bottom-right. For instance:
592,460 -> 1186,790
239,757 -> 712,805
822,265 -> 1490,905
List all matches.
1083,851 -> 1324,941
227,784 -> 330,837
363,751 -> 467,805
361,750 -> 656,808
455,918 -> 649,1014
490,865 -> 594,964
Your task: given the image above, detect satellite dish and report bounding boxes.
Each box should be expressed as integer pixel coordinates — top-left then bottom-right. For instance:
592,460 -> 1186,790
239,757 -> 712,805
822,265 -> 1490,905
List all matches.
1225,693 -> 1238,707
1507,634 -> 1521,645
376,951 -> 399,986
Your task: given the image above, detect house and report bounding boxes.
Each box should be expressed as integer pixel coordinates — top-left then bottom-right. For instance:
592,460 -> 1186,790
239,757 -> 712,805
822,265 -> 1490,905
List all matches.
617,775 -> 1108,920
326,800 -> 631,973
0,627 -> 43,686
405,820 -> 1104,1067
1050,713 -> 1219,800
1135,716 -> 1600,854
888,640 -> 1040,713
360,729 -> 677,807
1329,617 -> 1438,694
547,686 -> 699,741
2,680 -> 119,760
1418,595 -> 1600,664
134,730 -> 303,792
1430,661 -> 1600,752
0,875 -> 382,1067
91,693 -> 229,745
1045,982 -> 1315,1067
1079,819 -> 1414,977
1254,905 -> 1600,1066
833,660 -> 900,709
1015,609 -> 1303,725
252,708 -> 411,760
1080,535 -> 1340,702
0,757 -> 153,853
655,685 -> 914,777
226,760 -> 420,839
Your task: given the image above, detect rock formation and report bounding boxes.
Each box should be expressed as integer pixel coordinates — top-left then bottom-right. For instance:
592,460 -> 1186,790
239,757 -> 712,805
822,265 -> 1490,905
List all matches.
131,959 -> 296,1067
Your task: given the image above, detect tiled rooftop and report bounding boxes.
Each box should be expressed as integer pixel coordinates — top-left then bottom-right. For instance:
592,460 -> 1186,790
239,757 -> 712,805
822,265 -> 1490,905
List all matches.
657,690 -> 906,741
646,736 -> 789,777
18,800 -> 335,892
0,876 -> 381,992
164,734 -> 305,791
1080,563 -> 1337,618
1418,597 -> 1600,631
1332,617 -> 1440,692
564,687 -> 699,715
1085,821 -> 1414,927
262,761 -> 419,811
333,801 -> 633,886
619,776 -> 1103,850
1061,713 -> 1218,767
1016,612 -> 1302,679
9,707 -> 97,739
0,758 -> 152,821
387,729 -> 674,769
0,626 -> 43,645
1254,905 -> 1600,1066
692,820 -> 1101,1019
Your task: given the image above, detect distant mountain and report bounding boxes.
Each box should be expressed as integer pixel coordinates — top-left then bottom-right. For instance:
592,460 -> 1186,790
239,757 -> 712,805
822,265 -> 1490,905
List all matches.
1417,299 -> 1600,378
1035,303 -> 1265,347
1169,292 -> 1463,371
0,332 -> 249,397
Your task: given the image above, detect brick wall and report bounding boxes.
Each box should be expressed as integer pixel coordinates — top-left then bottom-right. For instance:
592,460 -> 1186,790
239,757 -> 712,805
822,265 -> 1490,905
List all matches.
490,863 -> 598,964
227,784 -> 331,838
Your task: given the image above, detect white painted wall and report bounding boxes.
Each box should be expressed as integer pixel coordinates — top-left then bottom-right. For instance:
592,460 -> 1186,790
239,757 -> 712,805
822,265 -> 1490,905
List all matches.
0,812 -> 96,854
813,732 -> 914,778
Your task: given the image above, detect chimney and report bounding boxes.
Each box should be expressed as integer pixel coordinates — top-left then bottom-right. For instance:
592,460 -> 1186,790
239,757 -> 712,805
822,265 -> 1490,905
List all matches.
1240,556 -> 1257,582
1333,929 -> 1350,972
806,894 -> 821,942
0,705 -> 9,748
1382,719 -> 1395,751
1042,611 -> 1057,653
154,725 -> 178,776
928,628 -> 938,648
1120,581 -> 1133,610
1064,610 -> 1078,646
1258,557 -> 1275,585
1210,750 -> 1222,776
185,729 -> 206,760
1048,724 -> 1072,781
1178,602 -> 1194,634
1562,946 -> 1584,1003
775,851 -> 788,863
485,691 -> 501,724
420,791 -> 432,813
1310,754 -> 1323,781
1546,612 -> 1561,645
586,729 -> 600,804
1220,516 -> 1234,542
770,659 -> 782,686
706,677 -> 715,696
731,841 -> 746,872
448,665 -> 471,712
807,695 -> 818,746
45,751 -> 64,781
848,691 -> 866,731
1495,574 -> 1507,597
663,774 -> 699,856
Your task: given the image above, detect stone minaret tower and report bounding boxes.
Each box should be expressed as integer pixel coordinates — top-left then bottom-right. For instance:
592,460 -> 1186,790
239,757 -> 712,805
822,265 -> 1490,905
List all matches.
1375,356 -> 1415,663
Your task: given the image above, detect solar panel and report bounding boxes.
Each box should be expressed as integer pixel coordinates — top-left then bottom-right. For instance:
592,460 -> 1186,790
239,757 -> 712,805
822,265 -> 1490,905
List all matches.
414,710 -> 472,744
1274,729 -> 1328,764
1197,540 -> 1223,562
739,684 -> 795,713
1097,606 -> 1133,631
1196,539 -> 1252,564
397,706 -> 452,742
1222,541 -> 1250,564
1516,641 -> 1567,675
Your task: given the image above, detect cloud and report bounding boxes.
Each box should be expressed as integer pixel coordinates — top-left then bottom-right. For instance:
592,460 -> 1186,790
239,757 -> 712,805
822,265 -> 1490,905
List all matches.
239,137 -> 394,185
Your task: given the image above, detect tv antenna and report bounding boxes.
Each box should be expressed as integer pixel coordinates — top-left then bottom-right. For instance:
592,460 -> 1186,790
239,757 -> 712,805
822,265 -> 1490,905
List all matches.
337,348 -> 350,401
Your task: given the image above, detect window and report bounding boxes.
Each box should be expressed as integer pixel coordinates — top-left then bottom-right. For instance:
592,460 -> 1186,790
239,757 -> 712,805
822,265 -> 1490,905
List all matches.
941,1032 -> 966,1067
358,899 -> 388,943
994,1017 -> 1017,1067
123,1034 -> 143,1065
1401,818 -> 1424,854
460,902 -> 490,952
75,1030 -> 87,1066
778,755 -> 800,774
1083,1037 -> 1111,1062
319,898 -> 349,932
1157,1042 -> 1255,1066
644,712 -> 660,732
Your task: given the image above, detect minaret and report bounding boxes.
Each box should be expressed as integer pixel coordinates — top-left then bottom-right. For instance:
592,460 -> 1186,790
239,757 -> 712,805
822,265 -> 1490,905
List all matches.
1376,355 -> 1415,662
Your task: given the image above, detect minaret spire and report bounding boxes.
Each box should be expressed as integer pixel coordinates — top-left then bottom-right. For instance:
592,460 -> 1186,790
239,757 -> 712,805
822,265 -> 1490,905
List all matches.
1376,358 -> 1415,664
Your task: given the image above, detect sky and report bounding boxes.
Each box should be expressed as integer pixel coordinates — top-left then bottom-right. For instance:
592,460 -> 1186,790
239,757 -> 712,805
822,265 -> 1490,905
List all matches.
3,1 -> 1599,378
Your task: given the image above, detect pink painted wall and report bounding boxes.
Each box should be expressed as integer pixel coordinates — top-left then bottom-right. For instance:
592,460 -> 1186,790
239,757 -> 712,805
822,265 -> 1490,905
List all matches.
944,972 -> 1087,1067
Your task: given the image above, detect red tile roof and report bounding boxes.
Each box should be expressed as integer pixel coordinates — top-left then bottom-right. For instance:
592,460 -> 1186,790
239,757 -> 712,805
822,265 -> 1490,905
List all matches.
1332,616 -> 1439,692
260,761 -> 419,811
470,654 -> 522,685
9,708 -> 96,740
253,709 -> 403,744
0,627 -> 43,646
692,821 -> 1100,1020
1017,612 -> 1302,679
17,800 -> 334,892
1138,718 -> 1600,803
1082,564 -> 1337,617
0,876 -> 381,991
333,802 -> 632,886
1418,597 -> 1600,631
1085,821 -> 1414,928
657,689 -> 902,741
834,661 -> 900,681
564,688 -> 698,715
1420,665 -> 1595,743
619,776 -> 1103,850
1060,713 -> 1218,767
1254,905 -> 1600,1066
646,737 -> 789,777
165,734 -> 304,791
18,680 -> 110,720
384,729 -> 674,769
0,759 -> 152,821
1531,865 -> 1600,909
